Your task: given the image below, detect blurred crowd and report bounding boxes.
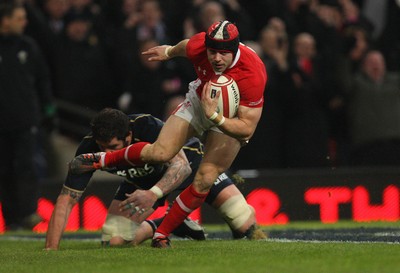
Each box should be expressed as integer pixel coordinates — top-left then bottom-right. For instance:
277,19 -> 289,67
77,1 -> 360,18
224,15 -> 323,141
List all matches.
6,0 -> 400,169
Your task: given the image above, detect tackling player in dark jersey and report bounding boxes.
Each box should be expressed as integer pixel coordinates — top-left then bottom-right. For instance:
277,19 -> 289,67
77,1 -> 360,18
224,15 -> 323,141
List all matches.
45,108 -> 265,249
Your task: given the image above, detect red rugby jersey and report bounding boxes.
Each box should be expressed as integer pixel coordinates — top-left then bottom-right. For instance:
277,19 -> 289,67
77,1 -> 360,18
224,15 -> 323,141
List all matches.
186,32 -> 267,108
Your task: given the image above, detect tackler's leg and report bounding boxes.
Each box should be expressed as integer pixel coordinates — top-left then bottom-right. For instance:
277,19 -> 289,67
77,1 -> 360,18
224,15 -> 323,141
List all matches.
210,184 -> 267,240
101,200 -> 153,246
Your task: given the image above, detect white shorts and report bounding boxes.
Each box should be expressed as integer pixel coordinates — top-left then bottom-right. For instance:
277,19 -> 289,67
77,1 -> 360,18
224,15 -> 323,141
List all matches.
173,79 -> 222,136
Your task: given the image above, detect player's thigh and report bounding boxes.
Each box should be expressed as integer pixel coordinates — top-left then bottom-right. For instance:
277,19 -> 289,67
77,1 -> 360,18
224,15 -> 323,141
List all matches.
146,115 -> 197,161
193,133 -> 240,191
202,131 -> 241,170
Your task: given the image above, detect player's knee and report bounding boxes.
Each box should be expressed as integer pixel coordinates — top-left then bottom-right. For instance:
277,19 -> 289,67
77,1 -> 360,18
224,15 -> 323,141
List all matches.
109,236 -> 126,246
218,195 -> 253,230
196,165 -> 221,190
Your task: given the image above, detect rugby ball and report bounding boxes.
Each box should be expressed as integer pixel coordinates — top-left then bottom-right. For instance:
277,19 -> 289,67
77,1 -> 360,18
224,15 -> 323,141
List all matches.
210,74 -> 240,118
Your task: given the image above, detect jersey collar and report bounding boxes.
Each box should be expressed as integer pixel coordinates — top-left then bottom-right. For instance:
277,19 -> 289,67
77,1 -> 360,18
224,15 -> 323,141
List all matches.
228,47 -> 241,69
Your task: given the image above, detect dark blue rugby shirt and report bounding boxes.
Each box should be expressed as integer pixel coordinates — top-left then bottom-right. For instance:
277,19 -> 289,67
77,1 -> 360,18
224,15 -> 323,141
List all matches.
64,114 -> 203,191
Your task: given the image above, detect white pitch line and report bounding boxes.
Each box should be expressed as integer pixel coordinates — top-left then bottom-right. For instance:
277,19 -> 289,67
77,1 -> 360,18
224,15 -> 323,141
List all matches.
266,238 -> 400,244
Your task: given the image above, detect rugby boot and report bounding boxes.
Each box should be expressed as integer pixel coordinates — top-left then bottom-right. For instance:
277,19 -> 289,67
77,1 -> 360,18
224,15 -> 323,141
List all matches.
151,236 -> 171,248
172,217 -> 206,240
245,224 -> 268,240
231,224 -> 268,240
68,152 -> 105,174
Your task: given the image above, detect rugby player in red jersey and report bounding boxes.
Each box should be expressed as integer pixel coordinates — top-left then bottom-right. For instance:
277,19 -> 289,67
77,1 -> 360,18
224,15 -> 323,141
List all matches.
72,21 -> 267,248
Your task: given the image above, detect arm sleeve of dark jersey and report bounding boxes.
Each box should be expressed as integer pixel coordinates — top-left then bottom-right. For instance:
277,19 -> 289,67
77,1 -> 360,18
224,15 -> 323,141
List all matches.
64,138 -> 96,191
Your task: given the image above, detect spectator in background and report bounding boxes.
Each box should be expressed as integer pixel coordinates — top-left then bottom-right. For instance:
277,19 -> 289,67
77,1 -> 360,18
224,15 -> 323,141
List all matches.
359,0 -> 400,72
118,39 -> 186,119
306,1 -> 350,166
340,0 -> 372,31
183,0 -> 226,38
67,0 -> 104,36
0,2 -> 56,230
43,0 -> 70,36
106,0 -> 141,94
108,0 -> 171,97
37,0 -> 71,85
53,11 -> 115,108
281,0 -> 313,41
284,32 -> 331,167
259,20 -> 291,168
239,0 -> 284,35
259,19 -> 288,72
337,25 -> 370,75
183,0 -> 255,40
343,50 -> 400,166
135,0 -> 169,44
331,24 -> 370,164
52,11 -> 116,139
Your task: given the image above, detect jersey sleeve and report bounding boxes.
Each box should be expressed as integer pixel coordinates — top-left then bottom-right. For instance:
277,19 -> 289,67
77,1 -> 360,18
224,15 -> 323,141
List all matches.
235,47 -> 267,108
186,32 -> 207,62
236,70 -> 266,108
64,136 -> 98,191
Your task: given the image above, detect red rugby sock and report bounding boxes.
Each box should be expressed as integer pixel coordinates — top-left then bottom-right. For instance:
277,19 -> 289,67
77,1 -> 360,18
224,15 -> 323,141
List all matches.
104,142 -> 149,167
154,184 -> 209,238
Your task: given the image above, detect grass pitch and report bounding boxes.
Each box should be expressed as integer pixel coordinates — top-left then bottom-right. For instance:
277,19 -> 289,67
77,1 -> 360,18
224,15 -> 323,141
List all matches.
0,221 -> 399,273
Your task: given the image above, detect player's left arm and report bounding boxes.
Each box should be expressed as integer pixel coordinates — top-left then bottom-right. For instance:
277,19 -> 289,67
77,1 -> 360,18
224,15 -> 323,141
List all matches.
44,186 -> 83,250
119,149 -> 192,215
141,39 -> 189,62
201,81 -> 263,142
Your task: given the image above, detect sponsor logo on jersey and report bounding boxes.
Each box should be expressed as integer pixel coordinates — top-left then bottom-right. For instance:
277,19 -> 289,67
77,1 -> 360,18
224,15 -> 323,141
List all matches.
116,164 -> 155,178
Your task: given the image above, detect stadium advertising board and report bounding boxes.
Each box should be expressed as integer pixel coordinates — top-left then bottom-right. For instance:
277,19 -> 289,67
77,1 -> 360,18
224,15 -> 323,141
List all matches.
0,167 -> 399,232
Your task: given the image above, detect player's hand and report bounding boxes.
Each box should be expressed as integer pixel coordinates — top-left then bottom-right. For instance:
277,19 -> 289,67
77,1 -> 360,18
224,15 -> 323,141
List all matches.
119,190 -> 158,217
201,81 -> 220,119
68,152 -> 105,175
142,45 -> 171,62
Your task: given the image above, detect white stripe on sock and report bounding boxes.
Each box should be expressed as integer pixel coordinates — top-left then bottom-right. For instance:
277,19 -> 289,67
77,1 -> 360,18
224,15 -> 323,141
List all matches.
176,196 -> 193,213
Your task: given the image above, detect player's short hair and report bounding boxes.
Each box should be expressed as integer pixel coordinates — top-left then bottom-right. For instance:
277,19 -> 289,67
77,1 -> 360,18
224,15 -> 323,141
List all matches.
205,20 -> 240,55
91,108 -> 130,142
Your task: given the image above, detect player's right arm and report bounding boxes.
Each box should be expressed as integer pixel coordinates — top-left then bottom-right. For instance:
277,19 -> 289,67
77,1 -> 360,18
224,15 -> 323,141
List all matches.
119,148 -> 192,215
142,39 -> 189,61
200,81 -> 263,142
44,186 -> 83,250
